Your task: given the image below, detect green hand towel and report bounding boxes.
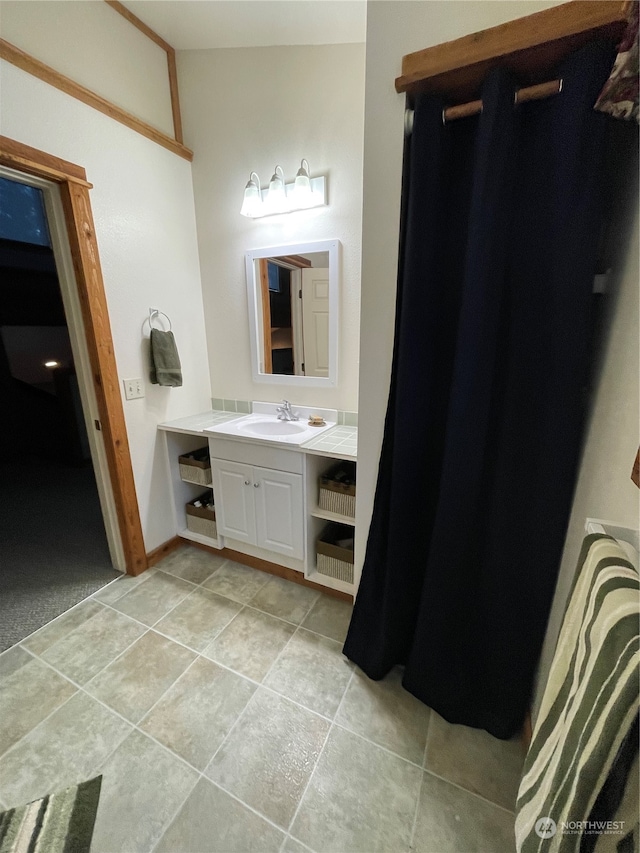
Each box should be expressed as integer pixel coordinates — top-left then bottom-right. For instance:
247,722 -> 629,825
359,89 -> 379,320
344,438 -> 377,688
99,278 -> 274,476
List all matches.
150,329 -> 182,387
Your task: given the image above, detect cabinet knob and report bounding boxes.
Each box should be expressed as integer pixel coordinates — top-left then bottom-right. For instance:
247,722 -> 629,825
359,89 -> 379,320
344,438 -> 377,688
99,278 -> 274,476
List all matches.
254,482 -> 260,488
244,480 -> 250,486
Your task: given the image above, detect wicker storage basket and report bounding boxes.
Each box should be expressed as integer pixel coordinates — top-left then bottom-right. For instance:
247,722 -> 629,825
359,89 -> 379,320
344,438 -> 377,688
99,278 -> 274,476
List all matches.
186,493 -> 217,539
318,463 -> 356,518
179,447 -> 212,486
316,522 -> 354,584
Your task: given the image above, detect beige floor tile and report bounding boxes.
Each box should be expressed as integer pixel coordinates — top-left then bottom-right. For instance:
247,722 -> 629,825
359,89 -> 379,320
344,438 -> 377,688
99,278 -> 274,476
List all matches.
206,688 -> 330,829
412,771 -> 516,853
203,607 -> 295,682
140,657 -> 255,769
201,561 -> 269,604
110,570 -> 195,626
85,631 -> 196,723
283,838 -> 313,853
265,628 -> 353,718
301,595 -> 353,643
0,691 -> 132,808
40,606 -> 146,684
21,600 -> 103,655
91,730 -> 198,853
91,569 -> 156,606
336,667 -> 430,764
424,712 -> 524,810
157,546 -> 228,585
156,778 -> 285,853
0,646 -> 76,757
154,587 -> 242,652
291,726 -> 422,853
249,576 -> 319,624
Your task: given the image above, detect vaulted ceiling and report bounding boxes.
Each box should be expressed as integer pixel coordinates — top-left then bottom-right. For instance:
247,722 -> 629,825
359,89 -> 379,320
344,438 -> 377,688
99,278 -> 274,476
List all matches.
121,1 -> 367,49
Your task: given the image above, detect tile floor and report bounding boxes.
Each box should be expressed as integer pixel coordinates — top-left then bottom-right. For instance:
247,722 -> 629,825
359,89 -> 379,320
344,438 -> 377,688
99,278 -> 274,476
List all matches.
0,546 -> 523,852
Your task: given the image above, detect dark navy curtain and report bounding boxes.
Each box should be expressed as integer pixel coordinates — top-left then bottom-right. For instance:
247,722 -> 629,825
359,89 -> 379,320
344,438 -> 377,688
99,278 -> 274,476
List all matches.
343,43 -> 616,740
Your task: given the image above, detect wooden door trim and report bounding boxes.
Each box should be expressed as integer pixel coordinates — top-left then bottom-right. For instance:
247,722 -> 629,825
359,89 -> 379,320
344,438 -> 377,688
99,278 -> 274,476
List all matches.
0,136 -> 148,575
259,258 -> 273,374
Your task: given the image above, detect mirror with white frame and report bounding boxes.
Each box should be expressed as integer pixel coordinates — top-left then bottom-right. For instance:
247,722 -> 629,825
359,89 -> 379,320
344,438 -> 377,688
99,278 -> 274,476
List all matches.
245,239 -> 339,387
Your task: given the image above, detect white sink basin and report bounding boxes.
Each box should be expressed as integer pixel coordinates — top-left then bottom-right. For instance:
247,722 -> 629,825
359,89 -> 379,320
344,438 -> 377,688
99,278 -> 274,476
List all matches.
205,411 -> 336,445
237,419 -> 307,437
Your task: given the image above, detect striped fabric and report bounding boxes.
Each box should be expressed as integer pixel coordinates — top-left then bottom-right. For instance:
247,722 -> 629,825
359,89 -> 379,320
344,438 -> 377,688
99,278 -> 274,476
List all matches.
516,535 -> 639,853
0,776 -> 102,853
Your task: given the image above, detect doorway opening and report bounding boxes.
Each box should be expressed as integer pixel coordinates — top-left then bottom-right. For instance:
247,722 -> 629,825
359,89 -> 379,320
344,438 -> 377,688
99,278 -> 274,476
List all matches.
0,174 -> 125,650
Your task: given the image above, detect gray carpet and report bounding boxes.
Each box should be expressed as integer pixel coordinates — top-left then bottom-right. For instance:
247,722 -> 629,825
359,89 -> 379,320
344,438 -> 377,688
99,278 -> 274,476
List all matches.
0,457 -> 119,652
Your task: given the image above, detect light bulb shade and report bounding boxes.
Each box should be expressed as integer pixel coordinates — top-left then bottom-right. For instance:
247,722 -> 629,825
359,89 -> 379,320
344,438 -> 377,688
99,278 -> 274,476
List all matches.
291,159 -> 313,207
266,165 -> 287,213
292,173 -> 312,206
240,173 -> 262,217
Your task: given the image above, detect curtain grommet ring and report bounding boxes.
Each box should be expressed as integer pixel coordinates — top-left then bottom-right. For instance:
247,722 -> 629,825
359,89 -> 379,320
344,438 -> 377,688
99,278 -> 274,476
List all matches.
404,108 -> 414,136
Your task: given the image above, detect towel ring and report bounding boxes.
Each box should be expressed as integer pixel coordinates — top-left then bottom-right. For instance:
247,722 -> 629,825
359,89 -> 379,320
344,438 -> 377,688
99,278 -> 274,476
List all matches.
142,308 -> 172,335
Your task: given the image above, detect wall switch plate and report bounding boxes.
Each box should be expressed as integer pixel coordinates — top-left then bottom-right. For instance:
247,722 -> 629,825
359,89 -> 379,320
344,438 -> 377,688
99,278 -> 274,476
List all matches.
123,378 -> 144,400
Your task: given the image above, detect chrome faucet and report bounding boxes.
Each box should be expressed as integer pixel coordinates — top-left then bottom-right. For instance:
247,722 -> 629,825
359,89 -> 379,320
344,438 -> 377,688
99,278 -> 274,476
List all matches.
276,400 -> 299,421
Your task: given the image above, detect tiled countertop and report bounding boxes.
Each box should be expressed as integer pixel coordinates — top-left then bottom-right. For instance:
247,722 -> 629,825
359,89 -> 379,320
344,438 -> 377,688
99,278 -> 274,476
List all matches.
301,425 -> 357,459
159,411 -> 357,460
157,410 -> 240,434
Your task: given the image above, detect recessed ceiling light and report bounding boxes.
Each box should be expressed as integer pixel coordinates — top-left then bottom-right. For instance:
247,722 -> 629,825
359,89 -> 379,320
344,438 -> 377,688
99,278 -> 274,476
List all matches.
44,360 -> 60,368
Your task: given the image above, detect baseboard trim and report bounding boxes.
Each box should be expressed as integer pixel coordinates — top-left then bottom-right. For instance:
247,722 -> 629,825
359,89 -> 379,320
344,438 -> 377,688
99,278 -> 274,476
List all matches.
146,535 -> 182,568
182,537 -> 353,603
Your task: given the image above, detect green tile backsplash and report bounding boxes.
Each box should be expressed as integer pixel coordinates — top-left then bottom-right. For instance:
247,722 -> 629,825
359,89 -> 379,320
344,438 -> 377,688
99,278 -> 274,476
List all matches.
211,399 -> 357,426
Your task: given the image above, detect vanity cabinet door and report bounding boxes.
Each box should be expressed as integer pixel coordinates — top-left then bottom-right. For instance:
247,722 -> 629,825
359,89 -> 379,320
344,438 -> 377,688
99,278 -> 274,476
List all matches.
211,460 -> 256,545
253,466 -> 304,560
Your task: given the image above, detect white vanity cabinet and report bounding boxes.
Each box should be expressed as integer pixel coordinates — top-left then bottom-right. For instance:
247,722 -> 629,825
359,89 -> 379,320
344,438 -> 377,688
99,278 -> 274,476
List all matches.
211,459 -> 304,560
159,412 -> 357,595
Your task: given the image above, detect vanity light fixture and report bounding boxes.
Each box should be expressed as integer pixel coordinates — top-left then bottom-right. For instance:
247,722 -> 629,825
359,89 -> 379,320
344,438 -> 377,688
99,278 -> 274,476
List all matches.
240,160 -> 327,218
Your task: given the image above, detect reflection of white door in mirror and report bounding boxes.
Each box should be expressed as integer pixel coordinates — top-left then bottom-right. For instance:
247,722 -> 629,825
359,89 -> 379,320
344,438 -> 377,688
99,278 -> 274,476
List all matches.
301,267 -> 329,377
246,239 -> 339,388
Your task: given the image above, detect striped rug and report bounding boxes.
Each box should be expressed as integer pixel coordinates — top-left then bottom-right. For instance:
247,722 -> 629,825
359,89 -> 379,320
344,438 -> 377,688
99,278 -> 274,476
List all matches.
0,776 -> 102,853
515,534 -> 639,853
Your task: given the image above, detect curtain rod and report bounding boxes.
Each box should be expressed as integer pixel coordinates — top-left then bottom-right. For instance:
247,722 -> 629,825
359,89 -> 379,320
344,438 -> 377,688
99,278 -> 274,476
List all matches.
404,79 -> 563,135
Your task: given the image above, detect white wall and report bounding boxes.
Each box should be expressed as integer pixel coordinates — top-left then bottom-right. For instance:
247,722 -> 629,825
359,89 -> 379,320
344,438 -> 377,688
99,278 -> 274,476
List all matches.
177,43 -> 365,411
1,60 -> 212,552
0,0 -> 175,136
534,206 -> 639,718
358,0 -> 638,720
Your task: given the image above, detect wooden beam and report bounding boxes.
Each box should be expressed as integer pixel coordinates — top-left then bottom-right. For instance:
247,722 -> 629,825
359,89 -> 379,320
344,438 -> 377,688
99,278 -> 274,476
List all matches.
104,0 -> 184,145
396,1 -> 631,99
0,135 -> 92,187
166,48 -> 184,145
0,39 -> 193,161
104,0 -> 173,53
275,255 -> 314,269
